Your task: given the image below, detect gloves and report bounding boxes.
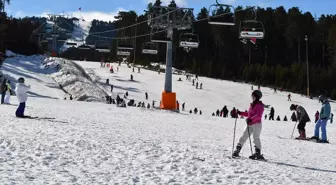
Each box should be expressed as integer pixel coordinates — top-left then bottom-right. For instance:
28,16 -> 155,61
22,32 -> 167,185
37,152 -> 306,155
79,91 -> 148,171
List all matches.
246,118 -> 252,124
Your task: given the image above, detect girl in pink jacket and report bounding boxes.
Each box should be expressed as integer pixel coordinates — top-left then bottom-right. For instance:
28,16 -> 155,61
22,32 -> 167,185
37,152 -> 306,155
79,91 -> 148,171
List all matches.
233,90 -> 265,160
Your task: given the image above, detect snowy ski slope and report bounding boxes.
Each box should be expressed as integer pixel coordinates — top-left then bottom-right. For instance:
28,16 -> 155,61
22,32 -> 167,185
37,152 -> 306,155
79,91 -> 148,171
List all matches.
0,56 -> 335,184
60,20 -> 92,52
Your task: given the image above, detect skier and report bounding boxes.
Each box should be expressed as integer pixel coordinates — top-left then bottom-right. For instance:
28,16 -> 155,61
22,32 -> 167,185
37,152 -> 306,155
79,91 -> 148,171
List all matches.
70,95 -> 73,100
273,88 -> 277,94
15,77 -> 31,118
269,107 -> 275,120
190,110 -> 192,114
182,103 -> 185,111
147,103 -> 150,109
152,101 -> 155,108
145,92 -> 148,100
311,95 -> 331,143
111,85 -> 114,92
330,113 -> 333,124
194,108 -> 198,114
138,67 -> 140,73
230,107 -> 237,118
176,101 -> 180,111
291,112 -> 297,122
158,69 -> 160,74
0,78 -> 6,104
251,85 -> 253,91
195,74 -> 198,80
130,74 -> 133,81
200,83 -> 203,89
212,112 -> 215,116
284,116 -> 288,121
288,94 -> 292,101
276,116 -> 281,121
258,85 -> 260,90
315,111 -> 320,123
223,106 -> 229,117
196,82 -> 199,89
106,78 -> 109,85
200,110 -> 202,115
233,90 -> 265,160
4,80 -> 12,104
290,104 -> 310,139
192,79 -> 195,86
216,109 -> 220,117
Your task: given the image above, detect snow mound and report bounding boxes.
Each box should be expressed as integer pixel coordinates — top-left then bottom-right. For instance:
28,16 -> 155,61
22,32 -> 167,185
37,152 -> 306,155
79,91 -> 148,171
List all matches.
51,59 -> 107,102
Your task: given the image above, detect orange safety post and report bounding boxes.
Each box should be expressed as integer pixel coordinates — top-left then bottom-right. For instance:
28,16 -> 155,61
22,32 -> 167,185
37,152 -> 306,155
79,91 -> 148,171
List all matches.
160,91 -> 176,110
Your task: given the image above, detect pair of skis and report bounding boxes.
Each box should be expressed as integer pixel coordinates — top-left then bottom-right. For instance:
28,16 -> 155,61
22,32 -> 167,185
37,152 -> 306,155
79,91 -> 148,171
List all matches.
17,116 -> 56,120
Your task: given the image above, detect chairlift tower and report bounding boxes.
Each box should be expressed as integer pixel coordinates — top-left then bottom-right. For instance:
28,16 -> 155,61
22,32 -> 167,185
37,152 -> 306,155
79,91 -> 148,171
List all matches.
148,6 -> 194,110
47,14 -> 65,57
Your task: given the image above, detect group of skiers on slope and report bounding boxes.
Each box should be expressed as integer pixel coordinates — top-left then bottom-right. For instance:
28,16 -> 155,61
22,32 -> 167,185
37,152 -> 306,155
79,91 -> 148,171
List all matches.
231,90 -> 333,160
1,77 -> 31,118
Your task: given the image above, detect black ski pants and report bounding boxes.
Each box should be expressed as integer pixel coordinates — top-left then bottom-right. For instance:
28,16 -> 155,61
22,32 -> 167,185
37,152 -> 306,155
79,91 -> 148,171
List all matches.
297,120 -> 307,131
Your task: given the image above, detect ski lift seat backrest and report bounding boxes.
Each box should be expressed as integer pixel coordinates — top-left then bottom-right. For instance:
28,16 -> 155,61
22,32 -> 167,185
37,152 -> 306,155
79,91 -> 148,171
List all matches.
208,4 -> 235,26
179,33 -> 199,48
239,20 -> 265,39
142,42 -> 158,55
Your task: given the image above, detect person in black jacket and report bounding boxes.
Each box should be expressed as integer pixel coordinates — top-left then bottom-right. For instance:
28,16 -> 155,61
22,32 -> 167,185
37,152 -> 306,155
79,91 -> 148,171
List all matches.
269,107 -> 275,121
290,104 -> 310,139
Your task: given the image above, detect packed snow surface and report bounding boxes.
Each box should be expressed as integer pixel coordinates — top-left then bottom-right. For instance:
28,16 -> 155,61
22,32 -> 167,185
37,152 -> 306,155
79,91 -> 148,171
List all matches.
0,57 -> 335,184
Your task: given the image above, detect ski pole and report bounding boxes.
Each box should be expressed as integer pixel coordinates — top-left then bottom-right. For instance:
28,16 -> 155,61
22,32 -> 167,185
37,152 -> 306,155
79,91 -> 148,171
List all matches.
232,117 -> 238,156
291,121 -> 298,138
247,125 -> 253,155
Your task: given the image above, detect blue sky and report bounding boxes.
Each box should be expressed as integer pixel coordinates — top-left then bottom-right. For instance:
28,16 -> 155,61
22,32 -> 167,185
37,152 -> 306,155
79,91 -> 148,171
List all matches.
5,0 -> 336,21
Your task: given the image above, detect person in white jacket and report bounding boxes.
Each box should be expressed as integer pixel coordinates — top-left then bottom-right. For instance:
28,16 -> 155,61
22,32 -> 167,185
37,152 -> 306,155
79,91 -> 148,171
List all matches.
15,77 -> 30,118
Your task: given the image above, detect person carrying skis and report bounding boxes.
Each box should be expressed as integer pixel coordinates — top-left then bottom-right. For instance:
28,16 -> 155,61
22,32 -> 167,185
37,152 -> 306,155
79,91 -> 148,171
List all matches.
233,90 -> 265,160
15,77 -> 31,118
315,111 -> 319,123
311,95 -> 331,143
290,104 -> 310,139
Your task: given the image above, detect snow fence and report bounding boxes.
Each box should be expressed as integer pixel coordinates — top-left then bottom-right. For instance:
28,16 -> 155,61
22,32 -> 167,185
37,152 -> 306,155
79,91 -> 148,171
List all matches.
51,58 -> 107,102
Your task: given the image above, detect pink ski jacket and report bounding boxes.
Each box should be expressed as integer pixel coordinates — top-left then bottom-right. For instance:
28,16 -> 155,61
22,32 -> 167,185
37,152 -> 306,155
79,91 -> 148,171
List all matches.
241,101 -> 264,125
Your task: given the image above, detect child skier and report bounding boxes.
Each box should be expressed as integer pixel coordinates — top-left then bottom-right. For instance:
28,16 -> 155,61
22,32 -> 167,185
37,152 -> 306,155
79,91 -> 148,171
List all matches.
4,80 -> 12,104
290,104 -> 310,139
233,90 -> 265,160
311,95 -> 331,143
15,77 -> 31,118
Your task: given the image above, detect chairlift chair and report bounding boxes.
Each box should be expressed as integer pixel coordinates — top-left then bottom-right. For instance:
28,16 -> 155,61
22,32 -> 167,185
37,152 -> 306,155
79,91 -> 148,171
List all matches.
142,42 -> 158,55
179,33 -> 199,48
78,44 -> 92,50
150,28 -> 171,43
208,0 -> 235,26
95,40 -> 111,53
239,20 -> 265,39
117,37 -> 134,50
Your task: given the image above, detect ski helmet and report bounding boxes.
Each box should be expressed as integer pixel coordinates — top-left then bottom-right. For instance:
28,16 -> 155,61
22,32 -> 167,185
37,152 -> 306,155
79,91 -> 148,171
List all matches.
290,104 -> 296,111
252,90 -> 262,100
318,95 -> 326,103
18,77 -> 25,83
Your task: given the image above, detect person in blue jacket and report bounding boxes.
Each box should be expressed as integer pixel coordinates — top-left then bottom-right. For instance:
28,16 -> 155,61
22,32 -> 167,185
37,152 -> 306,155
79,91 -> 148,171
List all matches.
311,95 -> 331,143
